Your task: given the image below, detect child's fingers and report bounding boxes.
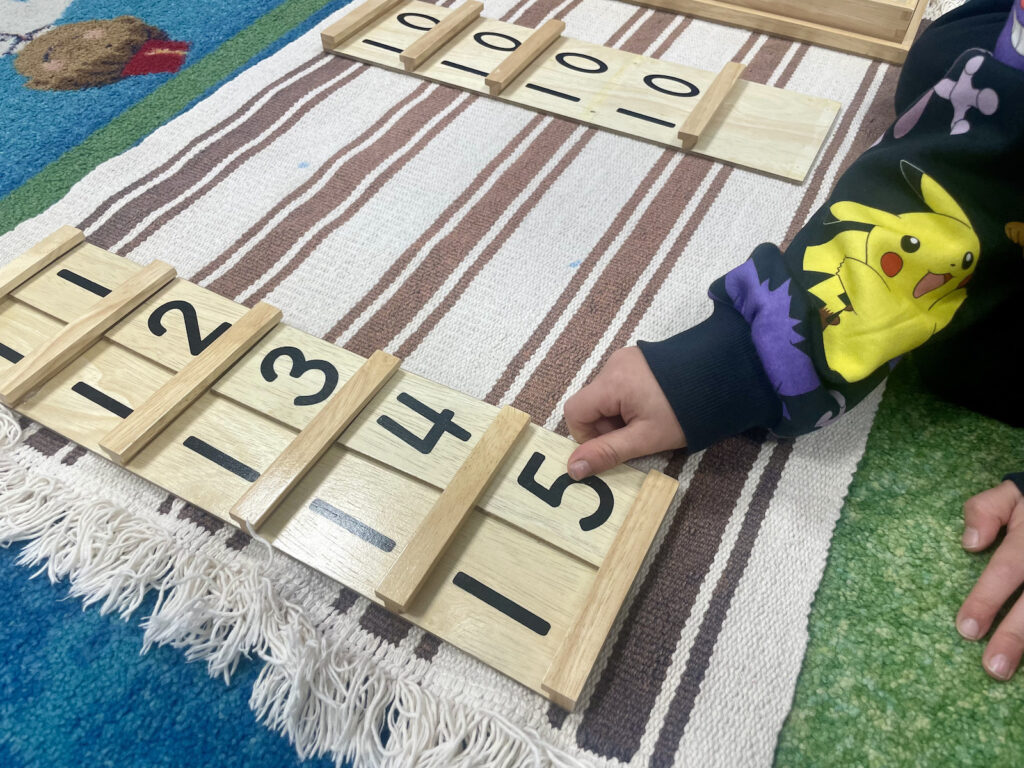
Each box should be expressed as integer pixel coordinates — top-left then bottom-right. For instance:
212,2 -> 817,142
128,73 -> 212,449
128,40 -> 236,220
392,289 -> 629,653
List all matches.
564,379 -> 619,443
567,422 -> 653,480
962,480 -> 1022,551
981,593 -> 1024,681
957,521 -> 1024,642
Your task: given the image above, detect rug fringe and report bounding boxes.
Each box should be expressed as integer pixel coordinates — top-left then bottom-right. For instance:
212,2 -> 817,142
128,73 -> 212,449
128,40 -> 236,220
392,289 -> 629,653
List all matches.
0,408 -> 587,768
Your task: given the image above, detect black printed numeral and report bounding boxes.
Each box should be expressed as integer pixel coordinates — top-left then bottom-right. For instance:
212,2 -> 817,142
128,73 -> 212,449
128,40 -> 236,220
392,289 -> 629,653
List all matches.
517,451 -> 614,531
377,392 -> 471,455
148,300 -> 231,356
260,346 -> 339,406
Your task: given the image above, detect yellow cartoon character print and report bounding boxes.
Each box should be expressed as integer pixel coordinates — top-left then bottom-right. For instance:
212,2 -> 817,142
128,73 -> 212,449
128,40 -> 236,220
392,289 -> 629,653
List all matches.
803,161 -> 979,382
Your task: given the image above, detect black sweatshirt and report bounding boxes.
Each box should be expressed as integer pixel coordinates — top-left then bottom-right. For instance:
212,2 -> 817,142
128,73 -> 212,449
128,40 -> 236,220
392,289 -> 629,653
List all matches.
639,0 -> 1024,452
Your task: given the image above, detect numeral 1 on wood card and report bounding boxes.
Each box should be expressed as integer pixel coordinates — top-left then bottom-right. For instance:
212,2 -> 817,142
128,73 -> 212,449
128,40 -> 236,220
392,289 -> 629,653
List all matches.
0,260 -> 176,407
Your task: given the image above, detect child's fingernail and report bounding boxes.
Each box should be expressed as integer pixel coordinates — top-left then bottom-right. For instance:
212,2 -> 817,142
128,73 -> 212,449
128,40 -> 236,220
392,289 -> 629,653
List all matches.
569,461 -> 591,480
963,527 -> 980,549
958,617 -> 980,640
987,653 -> 1011,680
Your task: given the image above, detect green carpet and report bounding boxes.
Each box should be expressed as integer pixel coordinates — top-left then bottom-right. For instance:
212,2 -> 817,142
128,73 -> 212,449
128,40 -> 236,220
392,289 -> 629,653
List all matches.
777,359 -> 1024,765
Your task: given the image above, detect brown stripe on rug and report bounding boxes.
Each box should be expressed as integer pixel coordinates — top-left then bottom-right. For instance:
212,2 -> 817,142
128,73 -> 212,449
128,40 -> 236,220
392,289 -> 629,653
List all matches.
77,56 -> 335,236
649,439 -> 794,767
326,3 -> 672,355
391,126 -> 596,362
195,81 -> 449,291
207,0 -> 576,303
24,427 -> 69,457
359,601 -> 413,647
546,44 -> 811,436
344,119 -> 591,359
514,0 -> 583,28
116,62 -> 367,257
323,113 -> 548,348
574,433 -> 764,761
241,90 -> 476,306
84,58 -> 356,251
505,33 -> 791,423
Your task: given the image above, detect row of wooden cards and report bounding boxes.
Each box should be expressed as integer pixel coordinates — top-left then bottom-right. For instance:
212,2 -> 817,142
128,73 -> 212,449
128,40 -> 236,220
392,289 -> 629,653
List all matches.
0,226 -> 679,710
320,0 -> 841,181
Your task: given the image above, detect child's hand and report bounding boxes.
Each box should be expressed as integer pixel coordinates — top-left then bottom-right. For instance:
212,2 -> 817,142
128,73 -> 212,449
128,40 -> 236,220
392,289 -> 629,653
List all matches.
563,347 -> 685,480
956,479 -> 1024,680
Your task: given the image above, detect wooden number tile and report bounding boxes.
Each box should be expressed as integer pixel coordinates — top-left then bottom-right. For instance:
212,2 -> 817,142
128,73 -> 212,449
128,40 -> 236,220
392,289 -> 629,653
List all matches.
542,470 -> 678,710
399,0 -> 483,72
678,61 -> 745,151
100,301 -> 282,465
0,260 -> 176,407
375,404 -> 531,612
229,349 -> 402,530
484,18 -> 564,97
0,226 -> 84,299
321,0 -> 407,48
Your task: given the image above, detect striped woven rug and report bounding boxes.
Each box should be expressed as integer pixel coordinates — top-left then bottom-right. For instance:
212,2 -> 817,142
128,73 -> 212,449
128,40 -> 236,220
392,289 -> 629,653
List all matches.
0,0 -> 927,765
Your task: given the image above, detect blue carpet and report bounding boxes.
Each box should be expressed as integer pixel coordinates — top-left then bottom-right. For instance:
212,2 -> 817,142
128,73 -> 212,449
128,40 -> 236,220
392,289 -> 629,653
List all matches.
1,0 -> 342,197
0,541 -> 347,767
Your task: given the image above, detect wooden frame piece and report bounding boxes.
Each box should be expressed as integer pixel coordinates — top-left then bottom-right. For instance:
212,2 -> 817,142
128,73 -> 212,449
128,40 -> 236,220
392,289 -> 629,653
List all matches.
0,260 -> 175,407
320,0 -> 406,48
0,225 -> 84,299
678,61 -> 745,151
228,349 -> 402,530
484,18 -> 564,97
399,0 -> 483,72
541,470 -> 679,710
375,404 -> 531,612
99,301 -> 282,465
621,0 -> 928,64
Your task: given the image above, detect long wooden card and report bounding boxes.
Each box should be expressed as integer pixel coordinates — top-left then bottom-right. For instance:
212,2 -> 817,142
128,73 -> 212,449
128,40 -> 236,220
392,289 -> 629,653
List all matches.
321,0 -> 841,182
624,0 -> 929,64
0,228 -> 679,711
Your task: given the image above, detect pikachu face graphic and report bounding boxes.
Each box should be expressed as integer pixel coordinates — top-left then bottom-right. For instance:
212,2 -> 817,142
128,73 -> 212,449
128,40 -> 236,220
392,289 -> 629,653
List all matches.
803,161 -> 979,382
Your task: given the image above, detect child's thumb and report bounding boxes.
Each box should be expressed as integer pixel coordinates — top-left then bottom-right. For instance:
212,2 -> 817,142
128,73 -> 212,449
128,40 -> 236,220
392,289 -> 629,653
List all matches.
567,422 -> 651,480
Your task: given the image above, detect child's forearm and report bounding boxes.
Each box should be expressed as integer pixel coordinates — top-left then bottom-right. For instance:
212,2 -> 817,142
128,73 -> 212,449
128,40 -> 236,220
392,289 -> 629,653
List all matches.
639,2 -> 1024,450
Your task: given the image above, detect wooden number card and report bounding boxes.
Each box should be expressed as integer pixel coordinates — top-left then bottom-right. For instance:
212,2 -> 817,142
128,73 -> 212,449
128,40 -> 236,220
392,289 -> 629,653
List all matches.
0,228 -> 679,711
320,0 -> 841,182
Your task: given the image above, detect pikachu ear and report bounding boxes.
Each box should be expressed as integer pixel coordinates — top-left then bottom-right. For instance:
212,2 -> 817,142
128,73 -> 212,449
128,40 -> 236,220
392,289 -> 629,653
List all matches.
900,159 -> 971,224
828,200 -> 901,229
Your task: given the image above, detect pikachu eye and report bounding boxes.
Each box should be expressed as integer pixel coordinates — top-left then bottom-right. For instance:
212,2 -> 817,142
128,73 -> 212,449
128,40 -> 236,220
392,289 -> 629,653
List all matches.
901,235 -> 920,252
962,252 -> 974,269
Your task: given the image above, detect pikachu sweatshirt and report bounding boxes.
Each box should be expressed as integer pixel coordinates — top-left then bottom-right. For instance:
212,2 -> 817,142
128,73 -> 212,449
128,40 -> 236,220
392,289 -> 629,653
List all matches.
639,0 -> 1024,451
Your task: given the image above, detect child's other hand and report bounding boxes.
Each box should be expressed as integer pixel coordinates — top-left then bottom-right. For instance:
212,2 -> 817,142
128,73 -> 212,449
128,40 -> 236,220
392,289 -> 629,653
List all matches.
956,479 -> 1024,680
563,347 -> 685,480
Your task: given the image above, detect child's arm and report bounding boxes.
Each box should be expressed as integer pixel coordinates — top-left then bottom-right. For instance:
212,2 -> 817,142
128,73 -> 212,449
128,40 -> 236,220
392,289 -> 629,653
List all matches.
564,347 -> 685,479
957,474 -> 1024,680
567,1 -> 1024,479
